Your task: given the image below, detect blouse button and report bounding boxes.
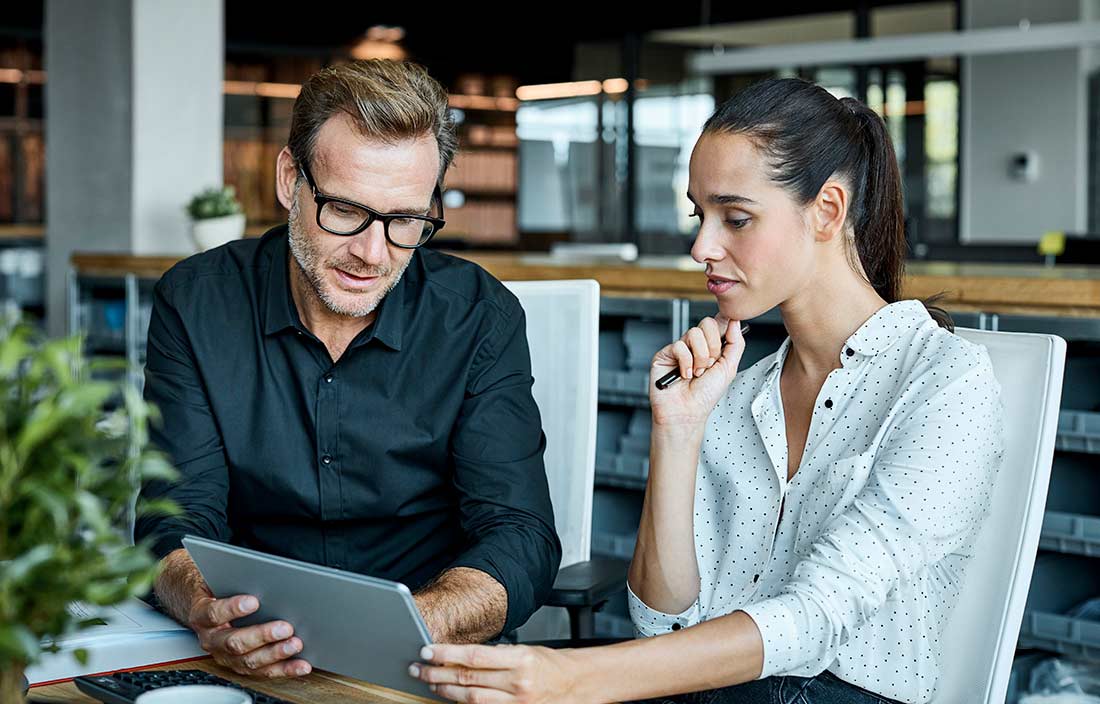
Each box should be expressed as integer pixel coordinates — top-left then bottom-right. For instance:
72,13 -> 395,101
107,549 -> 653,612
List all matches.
846,348 -> 855,357
671,623 -> 682,631
824,399 -> 834,409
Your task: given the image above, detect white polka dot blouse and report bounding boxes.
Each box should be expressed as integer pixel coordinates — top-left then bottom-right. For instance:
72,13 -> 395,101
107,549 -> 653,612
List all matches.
627,299 -> 1006,704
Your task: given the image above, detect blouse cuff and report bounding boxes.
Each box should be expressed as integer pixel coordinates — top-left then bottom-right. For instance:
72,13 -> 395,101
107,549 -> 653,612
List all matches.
626,581 -> 700,638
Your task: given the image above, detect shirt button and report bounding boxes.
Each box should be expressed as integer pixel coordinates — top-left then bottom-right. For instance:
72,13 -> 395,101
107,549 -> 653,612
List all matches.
321,455 -> 333,465
671,623 -> 682,631
824,399 -> 833,409
324,374 -> 334,383
845,348 -> 855,357
753,574 -> 760,583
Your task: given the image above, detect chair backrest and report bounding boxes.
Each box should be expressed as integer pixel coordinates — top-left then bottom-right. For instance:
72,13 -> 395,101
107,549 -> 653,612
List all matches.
934,328 -> 1065,703
503,280 -> 600,569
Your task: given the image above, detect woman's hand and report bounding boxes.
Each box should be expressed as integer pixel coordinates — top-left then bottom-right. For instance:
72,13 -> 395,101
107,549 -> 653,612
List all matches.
648,316 -> 746,429
410,643 -> 586,704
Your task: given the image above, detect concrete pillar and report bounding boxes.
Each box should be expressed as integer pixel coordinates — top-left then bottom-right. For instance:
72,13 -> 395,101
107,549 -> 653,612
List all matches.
45,0 -> 223,335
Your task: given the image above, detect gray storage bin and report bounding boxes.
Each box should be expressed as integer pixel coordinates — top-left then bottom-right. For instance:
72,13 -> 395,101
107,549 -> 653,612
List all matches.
619,409 -> 653,457
594,613 -> 636,639
1018,554 -> 1100,659
1057,410 -> 1100,454
597,410 -> 630,452
627,409 -> 652,438
623,319 -> 670,371
619,435 -> 650,456
599,329 -> 627,372
601,297 -> 674,320
598,370 -> 650,407
1041,511 -> 1100,558
1060,355 -> 1100,413
1046,455 -> 1100,516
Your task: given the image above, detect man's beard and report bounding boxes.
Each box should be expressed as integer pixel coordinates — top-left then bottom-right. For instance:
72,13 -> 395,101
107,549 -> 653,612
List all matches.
287,201 -> 412,319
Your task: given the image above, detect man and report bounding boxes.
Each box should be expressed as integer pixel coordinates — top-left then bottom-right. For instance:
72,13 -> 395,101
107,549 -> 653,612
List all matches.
135,60 -> 561,679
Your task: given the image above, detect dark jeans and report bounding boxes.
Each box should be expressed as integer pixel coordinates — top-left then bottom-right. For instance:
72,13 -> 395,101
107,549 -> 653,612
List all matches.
631,670 -> 902,704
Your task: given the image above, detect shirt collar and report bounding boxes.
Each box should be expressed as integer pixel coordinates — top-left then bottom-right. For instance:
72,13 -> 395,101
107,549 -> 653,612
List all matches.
261,224 -> 408,352
262,226 -> 299,336
844,299 -> 929,357
763,299 -> 930,374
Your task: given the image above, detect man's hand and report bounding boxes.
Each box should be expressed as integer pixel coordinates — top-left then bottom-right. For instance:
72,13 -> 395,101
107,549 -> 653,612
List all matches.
154,548 -> 311,679
188,594 -> 313,679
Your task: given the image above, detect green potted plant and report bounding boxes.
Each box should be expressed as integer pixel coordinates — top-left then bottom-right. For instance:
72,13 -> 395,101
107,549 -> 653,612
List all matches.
187,185 -> 246,251
0,318 -> 177,703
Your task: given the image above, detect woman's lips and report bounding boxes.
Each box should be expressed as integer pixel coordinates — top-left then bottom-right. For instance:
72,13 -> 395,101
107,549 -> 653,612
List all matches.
706,276 -> 739,295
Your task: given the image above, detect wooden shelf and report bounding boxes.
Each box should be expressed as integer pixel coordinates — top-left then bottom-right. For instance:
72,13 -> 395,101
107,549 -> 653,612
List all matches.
0,224 -> 43,240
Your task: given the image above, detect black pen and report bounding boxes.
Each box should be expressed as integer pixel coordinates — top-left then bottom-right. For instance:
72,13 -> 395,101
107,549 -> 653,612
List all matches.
654,323 -> 750,390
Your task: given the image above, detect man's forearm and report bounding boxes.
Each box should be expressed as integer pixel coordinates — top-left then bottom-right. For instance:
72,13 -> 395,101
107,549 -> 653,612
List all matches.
154,548 -> 213,625
413,567 -> 507,644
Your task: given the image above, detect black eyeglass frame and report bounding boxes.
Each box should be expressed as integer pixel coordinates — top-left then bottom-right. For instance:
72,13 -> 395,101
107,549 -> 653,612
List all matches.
297,161 -> 446,249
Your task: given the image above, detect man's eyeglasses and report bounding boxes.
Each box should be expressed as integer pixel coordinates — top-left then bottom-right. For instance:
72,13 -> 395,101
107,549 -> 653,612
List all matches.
297,161 -> 445,249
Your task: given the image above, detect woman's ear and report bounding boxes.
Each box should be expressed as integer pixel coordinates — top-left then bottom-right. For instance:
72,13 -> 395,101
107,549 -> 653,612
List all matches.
810,179 -> 850,243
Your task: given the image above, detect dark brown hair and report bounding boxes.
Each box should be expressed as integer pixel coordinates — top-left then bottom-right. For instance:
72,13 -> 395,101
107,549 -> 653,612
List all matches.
703,78 -> 952,330
287,59 -> 458,185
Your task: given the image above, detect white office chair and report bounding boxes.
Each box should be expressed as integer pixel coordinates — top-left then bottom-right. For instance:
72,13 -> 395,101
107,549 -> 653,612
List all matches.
933,328 -> 1066,703
502,280 -> 619,641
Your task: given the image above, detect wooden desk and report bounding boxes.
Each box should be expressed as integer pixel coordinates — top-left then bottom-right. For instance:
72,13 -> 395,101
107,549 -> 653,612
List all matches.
70,251 -> 1100,319
30,658 -> 434,704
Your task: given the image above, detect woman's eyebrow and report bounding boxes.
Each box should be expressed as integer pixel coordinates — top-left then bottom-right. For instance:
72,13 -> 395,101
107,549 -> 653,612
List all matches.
709,194 -> 758,206
685,192 -> 758,206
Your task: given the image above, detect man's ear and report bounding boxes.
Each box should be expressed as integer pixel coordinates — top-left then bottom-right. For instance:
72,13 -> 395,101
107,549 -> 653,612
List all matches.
810,179 -> 850,243
275,147 -> 300,212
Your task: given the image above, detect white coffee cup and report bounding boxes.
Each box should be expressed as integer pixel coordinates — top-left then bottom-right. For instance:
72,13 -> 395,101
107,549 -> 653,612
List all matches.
135,684 -> 253,704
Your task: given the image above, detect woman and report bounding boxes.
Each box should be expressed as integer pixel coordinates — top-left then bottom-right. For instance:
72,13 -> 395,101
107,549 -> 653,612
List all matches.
409,78 -> 1005,704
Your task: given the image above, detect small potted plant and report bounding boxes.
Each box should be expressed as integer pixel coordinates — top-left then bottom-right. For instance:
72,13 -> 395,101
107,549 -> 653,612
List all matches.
187,185 -> 246,251
0,318 -> 177,702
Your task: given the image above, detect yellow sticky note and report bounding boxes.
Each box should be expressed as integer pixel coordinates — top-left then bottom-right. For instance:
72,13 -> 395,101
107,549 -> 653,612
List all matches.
1038,231 -> 1066,257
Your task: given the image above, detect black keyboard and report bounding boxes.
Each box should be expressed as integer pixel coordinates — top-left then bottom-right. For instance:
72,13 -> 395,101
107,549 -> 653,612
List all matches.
74,669 -> 294,704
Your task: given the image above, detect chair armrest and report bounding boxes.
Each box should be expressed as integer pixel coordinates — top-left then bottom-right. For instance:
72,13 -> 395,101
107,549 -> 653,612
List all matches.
546,557 -> 629,608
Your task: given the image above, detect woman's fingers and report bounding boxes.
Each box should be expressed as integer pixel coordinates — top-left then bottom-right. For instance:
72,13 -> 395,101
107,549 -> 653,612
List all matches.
420,644 -> 531,670
718,319 -> 746,368
428,683 -> 512,703
697,317 -> 723,360
413,645 -> 537,702
412,663 -> 516,691
684,327 -> 712,376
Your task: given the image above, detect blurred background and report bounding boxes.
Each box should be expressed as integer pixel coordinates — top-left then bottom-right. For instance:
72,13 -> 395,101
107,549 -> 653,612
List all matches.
0,0 -> 1096,333
3,6 -> 1100,700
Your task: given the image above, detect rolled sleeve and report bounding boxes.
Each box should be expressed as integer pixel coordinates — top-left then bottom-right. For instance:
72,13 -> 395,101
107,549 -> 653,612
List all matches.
134,279 -> 231,559
627,581 -> 700,637
446,301 -> 562,635
744,356 -> 1005,679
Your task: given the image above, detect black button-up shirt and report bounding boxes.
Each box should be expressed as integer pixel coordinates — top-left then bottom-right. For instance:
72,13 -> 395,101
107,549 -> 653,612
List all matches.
135,226 -> 561,634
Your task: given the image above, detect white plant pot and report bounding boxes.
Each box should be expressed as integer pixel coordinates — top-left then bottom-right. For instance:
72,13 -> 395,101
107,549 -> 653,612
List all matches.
191,213 -> 246,251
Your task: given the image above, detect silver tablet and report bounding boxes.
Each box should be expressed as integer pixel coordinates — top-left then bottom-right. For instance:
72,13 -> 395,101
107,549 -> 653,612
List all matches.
182,535 -> 440,701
